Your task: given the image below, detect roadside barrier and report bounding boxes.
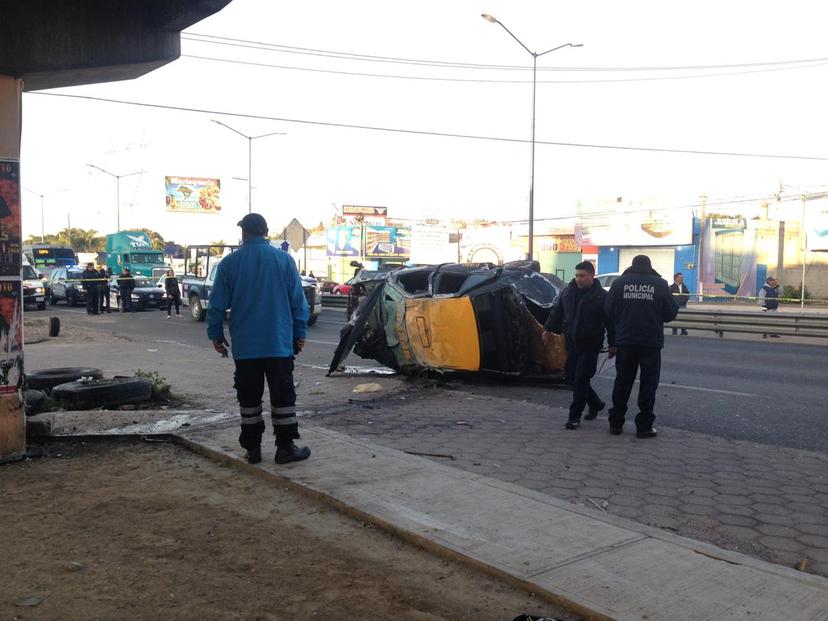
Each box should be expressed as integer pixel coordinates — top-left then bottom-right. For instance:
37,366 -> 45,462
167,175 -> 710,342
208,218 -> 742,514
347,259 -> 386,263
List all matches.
671,308 -> 828,338
321,294 -> 349,308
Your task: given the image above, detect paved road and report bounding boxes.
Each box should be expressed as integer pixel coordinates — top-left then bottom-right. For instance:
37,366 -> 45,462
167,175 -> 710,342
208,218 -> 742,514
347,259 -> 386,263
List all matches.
37,303 -> 828,452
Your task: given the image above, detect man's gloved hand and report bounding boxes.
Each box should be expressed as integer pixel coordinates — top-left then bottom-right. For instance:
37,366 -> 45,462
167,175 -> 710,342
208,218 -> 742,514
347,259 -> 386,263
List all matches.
213,336 -> 230,357
293,337 -> 306,355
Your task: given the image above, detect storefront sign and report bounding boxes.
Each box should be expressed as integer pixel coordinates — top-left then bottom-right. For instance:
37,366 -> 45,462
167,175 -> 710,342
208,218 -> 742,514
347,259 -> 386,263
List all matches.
576,198 -> 692,247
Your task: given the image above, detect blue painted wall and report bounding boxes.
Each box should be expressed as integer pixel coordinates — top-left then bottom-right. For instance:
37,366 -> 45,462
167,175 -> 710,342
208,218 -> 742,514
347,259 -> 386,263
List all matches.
597,247 -> 619,274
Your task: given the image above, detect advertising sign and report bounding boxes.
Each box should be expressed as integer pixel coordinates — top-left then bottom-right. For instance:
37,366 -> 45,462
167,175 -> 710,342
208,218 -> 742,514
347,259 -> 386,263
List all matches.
0,280 -> 22,395
365,225 -> 410,258
326,226 -> 361,257
805,197 -> 828,251
342,205 -> 387,217
165,176 -> 221,213
410,223 -> 456,265
575,198 -> 692,247
0,160 -> 21,277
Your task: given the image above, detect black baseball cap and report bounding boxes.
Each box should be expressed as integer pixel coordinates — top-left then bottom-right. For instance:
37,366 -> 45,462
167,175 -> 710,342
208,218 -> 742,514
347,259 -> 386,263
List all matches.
237,213 -> 268,236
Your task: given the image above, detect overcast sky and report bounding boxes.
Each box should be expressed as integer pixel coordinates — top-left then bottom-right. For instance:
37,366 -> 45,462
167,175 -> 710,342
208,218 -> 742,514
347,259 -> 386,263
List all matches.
18,0 -> 828,243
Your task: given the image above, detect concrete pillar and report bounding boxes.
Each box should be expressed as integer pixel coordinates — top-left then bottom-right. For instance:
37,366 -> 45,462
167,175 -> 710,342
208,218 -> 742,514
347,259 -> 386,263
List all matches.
0,74 -> 24,462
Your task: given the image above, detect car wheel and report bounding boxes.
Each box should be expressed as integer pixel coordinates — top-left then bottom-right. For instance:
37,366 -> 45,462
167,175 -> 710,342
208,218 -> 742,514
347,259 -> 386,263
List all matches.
49,292 -> 57,305
37,301 -> 46,311
190,295 -> 205,321
26,367 -> 104,392
48,317 -> 60,337
307,313 -> 318,327
52,377 -> 153,409
68,290 -> 78,307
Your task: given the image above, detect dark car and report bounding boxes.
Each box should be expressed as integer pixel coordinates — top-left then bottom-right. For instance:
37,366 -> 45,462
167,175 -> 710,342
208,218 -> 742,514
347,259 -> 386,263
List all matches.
48,266 -> 88,306
329,262 -> 567,380
317,278 -> 339,294
108,276 -> 167,311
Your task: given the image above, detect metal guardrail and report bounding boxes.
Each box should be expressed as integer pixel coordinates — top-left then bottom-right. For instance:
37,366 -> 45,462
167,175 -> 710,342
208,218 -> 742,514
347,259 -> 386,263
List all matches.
321,293 -> 349,308
671,309 -> 828,338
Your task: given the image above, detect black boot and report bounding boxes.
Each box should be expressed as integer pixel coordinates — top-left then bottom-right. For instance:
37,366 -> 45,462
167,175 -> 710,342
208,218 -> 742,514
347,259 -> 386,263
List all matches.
584,400 -> 605,420
275,443 -> 311,464
246,446 -> 262,464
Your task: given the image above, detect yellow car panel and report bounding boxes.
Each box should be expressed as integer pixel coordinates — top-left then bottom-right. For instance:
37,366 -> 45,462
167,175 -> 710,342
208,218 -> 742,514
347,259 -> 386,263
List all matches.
404,298 -> 480,371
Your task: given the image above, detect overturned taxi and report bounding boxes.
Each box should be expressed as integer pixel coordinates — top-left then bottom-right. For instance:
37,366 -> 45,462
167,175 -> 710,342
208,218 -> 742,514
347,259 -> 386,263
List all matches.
328,262 -> 568,380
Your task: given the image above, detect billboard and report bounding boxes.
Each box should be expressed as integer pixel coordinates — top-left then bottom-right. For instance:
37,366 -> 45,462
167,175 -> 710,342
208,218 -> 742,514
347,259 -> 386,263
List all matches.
365,225 -> 410,258
575,198 -> 693,247
805,197 -> 828,251
165,176 -> 221,213
0,160 -> 21,277
410,223 -> 456,265
326,226 -> 361,257
342,205 -> 387,217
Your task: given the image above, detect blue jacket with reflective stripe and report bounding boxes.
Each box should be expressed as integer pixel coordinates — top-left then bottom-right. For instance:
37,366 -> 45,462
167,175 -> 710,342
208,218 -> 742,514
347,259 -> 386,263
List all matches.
207,238 -> 308,359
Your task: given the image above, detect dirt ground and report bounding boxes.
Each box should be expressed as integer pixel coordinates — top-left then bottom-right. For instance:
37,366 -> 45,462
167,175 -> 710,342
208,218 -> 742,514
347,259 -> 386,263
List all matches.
0,439 -> 575,621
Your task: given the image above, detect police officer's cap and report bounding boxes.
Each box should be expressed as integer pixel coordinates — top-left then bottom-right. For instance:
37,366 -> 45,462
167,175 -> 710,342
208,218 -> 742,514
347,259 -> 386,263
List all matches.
237,213 -> 268,236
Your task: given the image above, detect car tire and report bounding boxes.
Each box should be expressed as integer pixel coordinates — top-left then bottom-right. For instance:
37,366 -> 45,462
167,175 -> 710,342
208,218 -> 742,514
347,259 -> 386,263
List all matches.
48,316 -> 60,337
307,313 -> 318,326
190,295 -> 205,322
26,367 -> 103,392
24,389 -> 47,416
52,377 -> 152,409
49,292 -> 57,305
68,290 -> 78,307
37,301 -> 46,311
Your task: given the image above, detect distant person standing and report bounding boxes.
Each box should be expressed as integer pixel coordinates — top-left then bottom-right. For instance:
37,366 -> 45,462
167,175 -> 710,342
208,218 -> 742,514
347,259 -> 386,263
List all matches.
758,276 -> 781,338
118,268 -> 136,312
604,255 -> 679,439
81,263 -> 99,315
208,213 -> 311,466
543,261 -> 614,430
164,269 -> 181,318
669,272 -> 689,335
98,266 -> 111,314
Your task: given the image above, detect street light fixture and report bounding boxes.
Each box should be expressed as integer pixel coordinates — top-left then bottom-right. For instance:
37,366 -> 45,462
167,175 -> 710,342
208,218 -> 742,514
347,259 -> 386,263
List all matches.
86,164 -> 145,231
211,119 -> 286,213
22,186 -> 68,242
481,13 -> 582,261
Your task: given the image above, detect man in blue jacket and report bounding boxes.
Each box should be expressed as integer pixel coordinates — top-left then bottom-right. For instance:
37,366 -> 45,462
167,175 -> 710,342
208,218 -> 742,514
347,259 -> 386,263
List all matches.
604,255 -> 678,438
543,261 -> 615,430
208,213 -> 311,465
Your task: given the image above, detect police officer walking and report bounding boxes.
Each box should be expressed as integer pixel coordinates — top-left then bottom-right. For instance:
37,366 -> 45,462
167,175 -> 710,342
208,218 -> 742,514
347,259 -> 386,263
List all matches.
604,255 -> 679,438
208,213 -> 311,465
543,261 -> 614,429
98,266 -> 112,314
81,262 -> 99,315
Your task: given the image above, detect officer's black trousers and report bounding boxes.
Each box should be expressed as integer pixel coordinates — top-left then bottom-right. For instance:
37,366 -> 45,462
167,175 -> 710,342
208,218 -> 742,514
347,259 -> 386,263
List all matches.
233,357 -> 299,450
565,348 -> 603,420
85,286 -> 98,313
608,346 -> 661,431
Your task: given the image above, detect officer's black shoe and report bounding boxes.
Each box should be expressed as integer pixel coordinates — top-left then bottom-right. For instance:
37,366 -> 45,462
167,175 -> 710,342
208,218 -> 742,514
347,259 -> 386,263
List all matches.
275,443 -> 311,464
635,428 -> 658,439
245,447 -> 262,464
564,419 -> 581,430
584,401 -> 605,420
609,425 -> 624,435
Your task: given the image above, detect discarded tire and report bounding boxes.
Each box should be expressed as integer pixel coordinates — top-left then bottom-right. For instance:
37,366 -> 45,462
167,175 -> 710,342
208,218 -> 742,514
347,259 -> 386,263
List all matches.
48,317 -> 60,337
26,367 -> 104,392
23,389 -> 47,416
52,378 -> 152,409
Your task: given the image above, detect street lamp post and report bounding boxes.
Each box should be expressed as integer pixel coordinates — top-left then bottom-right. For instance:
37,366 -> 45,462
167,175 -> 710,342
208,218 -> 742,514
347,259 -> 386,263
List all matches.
23,186 -> 68,242
481,14 -> 582,261
211,119 -> 285,213
86,164 -> 144,231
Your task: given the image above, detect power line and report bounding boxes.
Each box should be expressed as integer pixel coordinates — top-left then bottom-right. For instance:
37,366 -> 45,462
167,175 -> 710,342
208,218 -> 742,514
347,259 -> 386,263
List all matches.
29,91 -> 828,161
184,32 -> 828,73
181,53 -> 828,84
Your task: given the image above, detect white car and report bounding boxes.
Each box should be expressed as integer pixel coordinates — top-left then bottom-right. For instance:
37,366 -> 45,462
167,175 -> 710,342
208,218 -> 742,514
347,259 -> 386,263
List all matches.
596,272 -> 622,292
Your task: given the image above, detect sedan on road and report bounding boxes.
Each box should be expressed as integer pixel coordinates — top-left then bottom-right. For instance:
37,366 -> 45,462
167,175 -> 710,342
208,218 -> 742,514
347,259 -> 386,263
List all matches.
48,266 -> 88,306
108,277 -> 167,311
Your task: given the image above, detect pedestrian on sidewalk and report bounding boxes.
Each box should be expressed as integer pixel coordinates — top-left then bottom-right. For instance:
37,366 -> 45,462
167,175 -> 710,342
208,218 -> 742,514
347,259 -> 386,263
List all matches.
118,268 -> 136,313
670,272 -> 689,335
604,255 -> 679,438
81,262 -> 99,315
542,261 -> 615,430
98,266 -> 111,314
207,212 -> 311,466
164,269 -> 181,317
758,276 -> 781,338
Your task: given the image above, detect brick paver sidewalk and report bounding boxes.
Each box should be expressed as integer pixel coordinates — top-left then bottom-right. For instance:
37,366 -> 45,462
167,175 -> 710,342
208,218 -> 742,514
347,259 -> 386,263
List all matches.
309,387 -> 828,577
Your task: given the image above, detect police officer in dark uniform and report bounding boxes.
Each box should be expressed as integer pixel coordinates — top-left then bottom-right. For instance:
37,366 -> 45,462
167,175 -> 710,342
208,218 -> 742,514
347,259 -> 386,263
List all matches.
81,262 -> 99,314
543,261 -> 614,430
604,255 -> 679,438
118,268 -> 136,312
98,266 -> 112,313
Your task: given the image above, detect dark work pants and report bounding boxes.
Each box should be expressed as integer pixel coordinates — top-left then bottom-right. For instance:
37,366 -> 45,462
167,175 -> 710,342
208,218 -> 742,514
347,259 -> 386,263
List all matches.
565,348 -> 603,421
85,286 -> 98,313
119,289 -> 133,312
233,357 -> 299,450
99,287 -> 110,312
608,346 -> 662,431
167,295 -> 180,315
